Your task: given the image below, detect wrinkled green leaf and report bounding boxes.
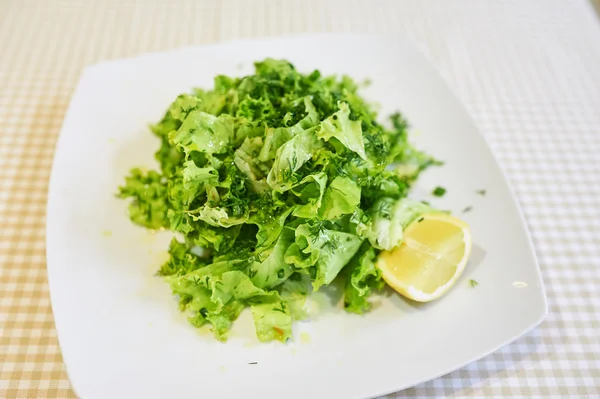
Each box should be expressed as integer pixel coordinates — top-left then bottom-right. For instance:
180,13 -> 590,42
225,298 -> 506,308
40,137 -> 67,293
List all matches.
317,102 -> 367,160
266,128 -> 323,191
343,242 -> 385,314
319,176 -> 361,220
171,111 -> 234,155
117,168 -> 169,229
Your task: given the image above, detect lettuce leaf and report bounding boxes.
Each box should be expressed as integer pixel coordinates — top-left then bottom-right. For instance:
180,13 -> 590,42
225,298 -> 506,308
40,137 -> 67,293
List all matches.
117,168 -> 169,229
266,128 -> 323,191
319,176 -> 361,219
250,228 -> 296,289
317,102 -> 367,160
291,172 -> 328,218
172,111 -> 234,155
285,223 -> 363,290
343,242 -> 385,314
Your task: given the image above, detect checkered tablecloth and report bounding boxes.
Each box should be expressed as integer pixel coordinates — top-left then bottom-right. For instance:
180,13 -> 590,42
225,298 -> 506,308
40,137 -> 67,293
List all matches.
1,0 -> 599,398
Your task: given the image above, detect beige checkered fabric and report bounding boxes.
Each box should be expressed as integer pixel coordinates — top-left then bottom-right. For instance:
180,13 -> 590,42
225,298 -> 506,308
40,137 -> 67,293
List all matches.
1,0 -> 599,398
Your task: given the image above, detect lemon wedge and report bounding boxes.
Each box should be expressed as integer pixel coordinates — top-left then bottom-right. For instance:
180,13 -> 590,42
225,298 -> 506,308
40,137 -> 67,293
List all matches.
377,213 -> 472,302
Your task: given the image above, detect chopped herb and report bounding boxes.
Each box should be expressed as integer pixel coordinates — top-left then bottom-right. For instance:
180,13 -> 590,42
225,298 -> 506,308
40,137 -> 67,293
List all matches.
476,189 -> 486,196
272,302 -> 287,314
248,362 -> 257,365
375,200 -> 393,220
323,235 -> 341,252
308,221 -> 328,243
462,206 -> 473,213
417,217 -> 424,223
469,279 -> 478,288
432,186 -> 446,197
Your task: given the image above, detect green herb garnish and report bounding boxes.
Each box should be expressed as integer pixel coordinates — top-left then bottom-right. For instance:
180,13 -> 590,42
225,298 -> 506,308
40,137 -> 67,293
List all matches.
469,279 -> 479,288
432,186 -> 446,197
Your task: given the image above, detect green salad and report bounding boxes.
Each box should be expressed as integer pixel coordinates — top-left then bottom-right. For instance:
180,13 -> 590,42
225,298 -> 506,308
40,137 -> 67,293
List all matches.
118,59 -> 439,342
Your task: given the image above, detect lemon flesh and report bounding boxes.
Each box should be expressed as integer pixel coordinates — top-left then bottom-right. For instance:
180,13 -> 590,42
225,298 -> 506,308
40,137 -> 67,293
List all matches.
377,214 -> 472,302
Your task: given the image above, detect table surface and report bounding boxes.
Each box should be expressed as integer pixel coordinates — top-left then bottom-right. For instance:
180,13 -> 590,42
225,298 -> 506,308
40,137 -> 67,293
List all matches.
1,1 -> 599,398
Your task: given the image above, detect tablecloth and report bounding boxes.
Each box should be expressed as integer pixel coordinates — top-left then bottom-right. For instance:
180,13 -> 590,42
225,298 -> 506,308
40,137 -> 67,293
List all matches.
1,0 -> 599,398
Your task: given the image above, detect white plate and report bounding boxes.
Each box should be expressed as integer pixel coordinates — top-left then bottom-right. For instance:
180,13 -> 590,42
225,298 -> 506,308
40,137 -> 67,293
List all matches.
47,34 -> 547,399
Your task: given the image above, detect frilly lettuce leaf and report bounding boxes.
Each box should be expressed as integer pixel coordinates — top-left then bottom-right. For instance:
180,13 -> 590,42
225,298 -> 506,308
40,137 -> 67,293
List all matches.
171,111 -> 234,155
259,97 -> 319,162
279,273 -> 310,320
192,75 -> 239,115
117,168 -> 169,229
317,102 -> 367,160
181,161 -> 219,196
266,128 -> 323,191
251,299 -> 293,342
343,242 -> 385,314
157,238 -> 209,277
166,258 -> 295,342
250,228 -> 296,289
234,137 -> 270,193
251,206 -> 294,253
291,172 -> 328,218
318,176 -> 361,220
188,204 -> 248,228
285,223 -> 363,290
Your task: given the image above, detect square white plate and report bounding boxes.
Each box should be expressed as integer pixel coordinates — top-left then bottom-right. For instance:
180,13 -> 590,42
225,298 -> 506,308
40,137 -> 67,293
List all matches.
47,34 -> 547,399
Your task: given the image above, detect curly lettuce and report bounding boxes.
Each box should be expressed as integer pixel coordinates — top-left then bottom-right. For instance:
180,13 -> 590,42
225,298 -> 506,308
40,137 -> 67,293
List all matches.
118,59 -> 439,342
